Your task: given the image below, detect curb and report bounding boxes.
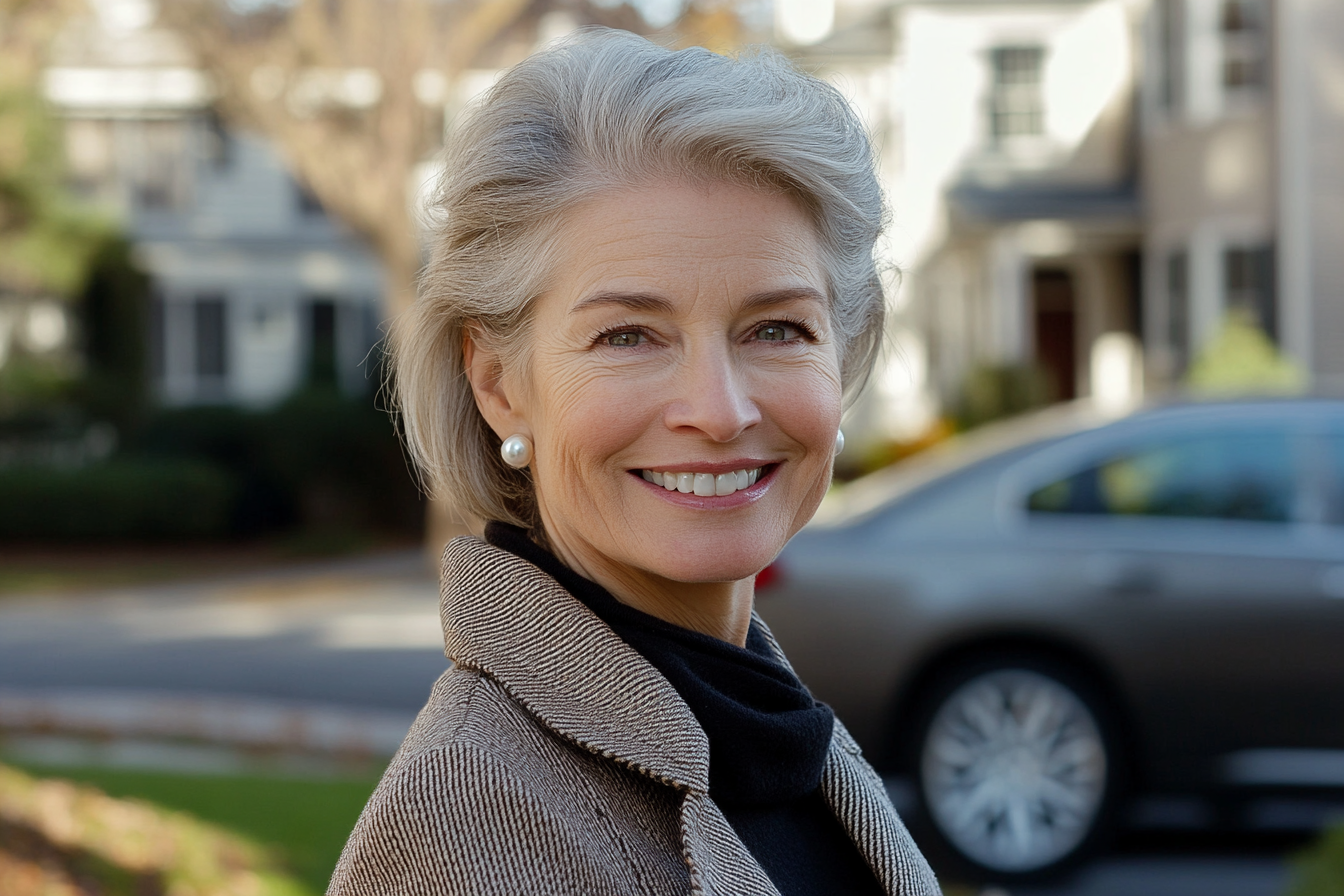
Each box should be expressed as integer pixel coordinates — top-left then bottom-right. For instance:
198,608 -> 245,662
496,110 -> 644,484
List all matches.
0,687 -> 415,771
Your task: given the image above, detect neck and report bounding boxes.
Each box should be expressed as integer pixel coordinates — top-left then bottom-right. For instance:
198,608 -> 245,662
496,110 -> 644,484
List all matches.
541,527 -> 756,647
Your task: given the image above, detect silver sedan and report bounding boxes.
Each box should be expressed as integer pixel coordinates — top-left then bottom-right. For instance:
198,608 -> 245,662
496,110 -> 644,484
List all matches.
759,398 -> 1344,880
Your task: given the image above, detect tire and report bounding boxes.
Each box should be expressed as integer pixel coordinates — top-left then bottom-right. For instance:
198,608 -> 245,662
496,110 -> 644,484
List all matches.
909,656 -> 1122,882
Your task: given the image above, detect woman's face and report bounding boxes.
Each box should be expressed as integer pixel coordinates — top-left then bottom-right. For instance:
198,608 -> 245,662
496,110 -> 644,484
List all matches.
487,179 -> 842,590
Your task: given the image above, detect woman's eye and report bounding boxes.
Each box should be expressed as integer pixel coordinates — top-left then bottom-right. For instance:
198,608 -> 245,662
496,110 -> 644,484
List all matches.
603,330 -> 644,347
754,322 -> 802,342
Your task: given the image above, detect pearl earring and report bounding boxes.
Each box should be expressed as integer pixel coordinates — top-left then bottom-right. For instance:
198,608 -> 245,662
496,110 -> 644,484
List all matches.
834,430 -> 845,455
500,434 -> 533,468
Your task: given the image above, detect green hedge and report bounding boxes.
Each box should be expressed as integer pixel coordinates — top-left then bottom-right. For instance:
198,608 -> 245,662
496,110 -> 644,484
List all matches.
134,390 -> 423,537
0,459 -> 236,539
0,389 -> 423,542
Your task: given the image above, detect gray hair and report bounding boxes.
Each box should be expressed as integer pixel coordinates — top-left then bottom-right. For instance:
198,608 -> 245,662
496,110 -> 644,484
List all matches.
391,28 -> 888,527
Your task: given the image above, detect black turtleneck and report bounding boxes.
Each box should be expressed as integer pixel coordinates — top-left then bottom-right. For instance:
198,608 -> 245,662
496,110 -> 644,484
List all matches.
485,522 -> 884,896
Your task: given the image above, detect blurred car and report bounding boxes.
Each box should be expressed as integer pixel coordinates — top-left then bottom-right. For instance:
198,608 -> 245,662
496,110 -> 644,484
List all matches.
758,398 -> 1344,880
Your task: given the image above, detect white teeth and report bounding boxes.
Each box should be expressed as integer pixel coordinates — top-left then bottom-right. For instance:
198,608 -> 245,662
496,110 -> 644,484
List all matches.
640,467 -> 765,497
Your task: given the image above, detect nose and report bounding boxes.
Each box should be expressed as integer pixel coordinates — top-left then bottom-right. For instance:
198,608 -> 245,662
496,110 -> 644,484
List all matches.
662,345 -> 761,442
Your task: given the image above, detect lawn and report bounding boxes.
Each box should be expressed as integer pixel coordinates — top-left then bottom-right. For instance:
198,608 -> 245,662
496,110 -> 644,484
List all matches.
7,764 -> 384,895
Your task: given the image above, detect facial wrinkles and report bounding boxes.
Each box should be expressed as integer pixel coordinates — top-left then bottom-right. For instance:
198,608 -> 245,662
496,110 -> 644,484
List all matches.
505,180 -> 842,643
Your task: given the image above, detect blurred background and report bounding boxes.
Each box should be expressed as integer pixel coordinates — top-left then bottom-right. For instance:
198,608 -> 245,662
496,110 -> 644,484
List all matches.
2,0 -> 1342,893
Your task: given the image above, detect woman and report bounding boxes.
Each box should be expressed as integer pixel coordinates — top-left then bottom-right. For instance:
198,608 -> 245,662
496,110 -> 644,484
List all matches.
329,28 -> 939,896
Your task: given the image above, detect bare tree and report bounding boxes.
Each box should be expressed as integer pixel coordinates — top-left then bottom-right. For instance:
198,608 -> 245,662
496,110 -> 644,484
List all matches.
164,0 -> 542,317
166,0 -> 749,317
0,0 -> 80,86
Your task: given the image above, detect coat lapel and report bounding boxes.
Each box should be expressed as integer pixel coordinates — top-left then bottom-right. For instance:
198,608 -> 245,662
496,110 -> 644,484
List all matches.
752,614 -> 942,896
820,723 -> 942,895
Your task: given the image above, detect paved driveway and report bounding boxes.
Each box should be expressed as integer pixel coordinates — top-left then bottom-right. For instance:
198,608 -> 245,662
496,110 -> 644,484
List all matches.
0,551 -> 449,711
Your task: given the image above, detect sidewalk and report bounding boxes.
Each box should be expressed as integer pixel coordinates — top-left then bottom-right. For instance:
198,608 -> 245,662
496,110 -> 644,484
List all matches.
0,549 -> 445,776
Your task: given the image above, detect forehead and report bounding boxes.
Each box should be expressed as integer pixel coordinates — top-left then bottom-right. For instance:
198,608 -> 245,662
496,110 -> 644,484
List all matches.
541,180 -> 828,314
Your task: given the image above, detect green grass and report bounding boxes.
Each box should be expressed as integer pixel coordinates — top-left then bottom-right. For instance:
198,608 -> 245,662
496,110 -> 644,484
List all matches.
8,765 -> 384,894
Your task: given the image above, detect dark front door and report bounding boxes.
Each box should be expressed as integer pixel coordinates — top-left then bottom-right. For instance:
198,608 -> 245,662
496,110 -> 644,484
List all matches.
1033,268 -> 1077,401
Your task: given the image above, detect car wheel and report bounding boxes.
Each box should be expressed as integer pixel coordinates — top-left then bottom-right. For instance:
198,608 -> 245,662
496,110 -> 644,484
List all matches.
912,659 -> 1119,880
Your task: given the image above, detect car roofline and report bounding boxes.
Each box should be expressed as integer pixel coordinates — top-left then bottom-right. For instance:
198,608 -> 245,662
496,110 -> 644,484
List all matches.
812,399 -> 1119,527
812,394 -> 1344,530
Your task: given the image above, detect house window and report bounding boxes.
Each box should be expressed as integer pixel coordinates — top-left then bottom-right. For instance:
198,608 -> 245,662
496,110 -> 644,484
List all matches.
1167,250 -> 1190,374
202,110 -> 233,170
149,291 -> 166,381
1156,0 -> 1184,113
989,46 -> 1046,142
195,296 -> 228,379
128,120 -> 189,210
295,182 -> 326,218
308,298 -> 338,387
1224,244 -> 1275,340
1220,0 -> 1267,93
64,119 -> 116,196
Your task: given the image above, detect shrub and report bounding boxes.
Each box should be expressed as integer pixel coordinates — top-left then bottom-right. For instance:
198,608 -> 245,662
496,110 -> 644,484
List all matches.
0,388 -> 422,543
130,389 -> 422,539
0,459 -> 236,540
952,362 -> 1054,431
1187,310 -> 1307,397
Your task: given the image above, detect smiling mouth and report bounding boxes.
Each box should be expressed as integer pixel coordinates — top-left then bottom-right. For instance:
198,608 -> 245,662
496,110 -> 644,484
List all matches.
634,465 -> 771,497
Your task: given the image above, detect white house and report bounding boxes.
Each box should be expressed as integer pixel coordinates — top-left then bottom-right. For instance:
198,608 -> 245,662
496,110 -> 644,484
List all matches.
44,2 -> 385,408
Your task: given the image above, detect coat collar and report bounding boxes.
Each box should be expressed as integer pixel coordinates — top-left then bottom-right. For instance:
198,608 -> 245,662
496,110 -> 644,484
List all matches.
440,535 -> 710,792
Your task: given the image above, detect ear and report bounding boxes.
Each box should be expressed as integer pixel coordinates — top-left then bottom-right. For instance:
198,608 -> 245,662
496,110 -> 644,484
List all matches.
463,326 -> 530,443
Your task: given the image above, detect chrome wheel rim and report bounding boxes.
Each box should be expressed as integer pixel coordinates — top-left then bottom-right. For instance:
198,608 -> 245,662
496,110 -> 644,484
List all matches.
921,668 -> 1108,873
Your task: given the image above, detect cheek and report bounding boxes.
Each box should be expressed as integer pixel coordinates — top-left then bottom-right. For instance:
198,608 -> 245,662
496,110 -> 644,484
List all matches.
761,354 -> 845,444
527,361 -> 652,492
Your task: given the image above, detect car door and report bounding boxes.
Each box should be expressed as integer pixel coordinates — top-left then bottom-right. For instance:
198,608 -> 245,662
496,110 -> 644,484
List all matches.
1013,415 -> 1344,788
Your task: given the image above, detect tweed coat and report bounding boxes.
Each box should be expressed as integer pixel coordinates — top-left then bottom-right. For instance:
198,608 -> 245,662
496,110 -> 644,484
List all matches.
328,536 -> 941,896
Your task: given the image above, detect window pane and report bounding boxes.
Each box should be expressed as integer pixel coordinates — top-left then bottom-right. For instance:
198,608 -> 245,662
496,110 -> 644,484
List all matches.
308,298 -> 337,387
1158,0 -> 1183,111
1321,435 -> 1344,526
1221,0 -> 1262,33
127,120 -> 189,210
1220,0 -> 1266,91
1223,244 -> 1276,340
1028,431 -> 1296,523
989,46 -> 1045,141
195,297 -> 227,378
149,292 -> 166,381
1167,250 -> 1189,374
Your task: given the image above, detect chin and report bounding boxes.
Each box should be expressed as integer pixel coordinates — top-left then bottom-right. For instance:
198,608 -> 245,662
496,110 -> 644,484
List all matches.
638,531 -> 781,585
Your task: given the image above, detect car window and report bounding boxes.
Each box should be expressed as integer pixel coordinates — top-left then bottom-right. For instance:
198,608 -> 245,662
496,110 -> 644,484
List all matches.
1027,430 -> 1297,522
1323,434 -> 1344,526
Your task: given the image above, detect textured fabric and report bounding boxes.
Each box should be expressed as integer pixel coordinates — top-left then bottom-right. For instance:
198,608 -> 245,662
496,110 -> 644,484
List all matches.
328,536 -> 941,896
483,521 -> 884,896
482,521 -> 834,807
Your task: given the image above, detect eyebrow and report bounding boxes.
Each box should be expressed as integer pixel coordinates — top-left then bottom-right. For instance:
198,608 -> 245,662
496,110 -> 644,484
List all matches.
569,287 -> 827,316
